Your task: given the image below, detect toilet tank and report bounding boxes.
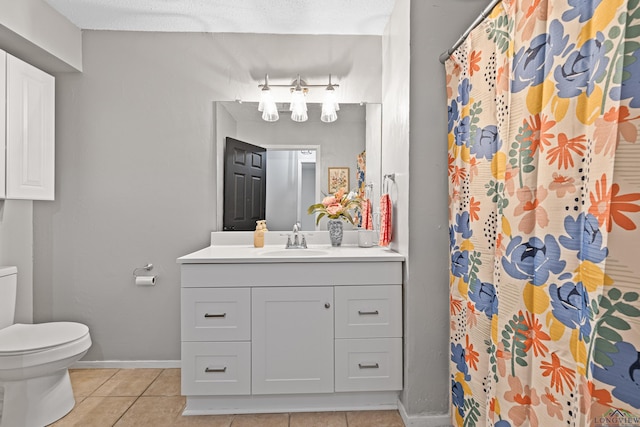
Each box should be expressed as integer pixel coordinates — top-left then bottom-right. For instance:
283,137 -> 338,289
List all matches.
0,266 -> 17,330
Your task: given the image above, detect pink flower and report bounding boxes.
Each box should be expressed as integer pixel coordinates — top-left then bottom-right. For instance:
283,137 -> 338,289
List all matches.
578,376 -> 613,418
541,387 -> 563,420
495,233 -> 506,258
548,173 -> 576,198
514,185 -> 549,233
308,189 -> 362,225
504,375 -> 540,427
322,196 -> 337,207
496,57 -> 511,94
504,164 -> 519,197
495,342 -> 511,377
466,302 -> 478,328
326,204 -> 344,216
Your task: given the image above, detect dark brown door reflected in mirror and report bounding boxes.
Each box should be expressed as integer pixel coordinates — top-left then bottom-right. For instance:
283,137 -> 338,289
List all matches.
223,137 -> 266,231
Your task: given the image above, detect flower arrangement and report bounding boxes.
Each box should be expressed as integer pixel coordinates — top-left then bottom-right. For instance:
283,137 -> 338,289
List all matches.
307,188 -> 362,225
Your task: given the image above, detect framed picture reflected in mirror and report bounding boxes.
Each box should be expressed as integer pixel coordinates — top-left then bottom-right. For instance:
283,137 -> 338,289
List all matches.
328,167 -> 349,193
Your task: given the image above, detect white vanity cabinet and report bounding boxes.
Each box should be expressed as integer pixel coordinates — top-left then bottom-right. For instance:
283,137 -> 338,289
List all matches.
0,49 -> 55,200
178,251 -> 404,415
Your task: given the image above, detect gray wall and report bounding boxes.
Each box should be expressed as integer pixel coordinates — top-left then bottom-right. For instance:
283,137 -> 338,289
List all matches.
0,200 -> 33,323
300,163 -> 316,231
0,0 -> 80,326
265,150 -> 299,231
410,0 -> 490,417
33,31 -> 381,361
383,0 -> 490,419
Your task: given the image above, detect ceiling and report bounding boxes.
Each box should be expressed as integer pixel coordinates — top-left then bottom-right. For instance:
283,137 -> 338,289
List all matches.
44,0 -> 396,35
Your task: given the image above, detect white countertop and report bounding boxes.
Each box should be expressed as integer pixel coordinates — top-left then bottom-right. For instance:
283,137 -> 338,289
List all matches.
177,244 -> 404,264
178,231 -> 404,264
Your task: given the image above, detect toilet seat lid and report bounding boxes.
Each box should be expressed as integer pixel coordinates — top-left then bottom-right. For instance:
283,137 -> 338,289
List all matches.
0,322 -> 89,353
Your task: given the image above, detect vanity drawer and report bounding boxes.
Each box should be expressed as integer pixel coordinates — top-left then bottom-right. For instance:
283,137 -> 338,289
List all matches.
334,285 -> 402,339
334,338 -> 402,392
182,288 -> 250,341
181,342 -> 251,395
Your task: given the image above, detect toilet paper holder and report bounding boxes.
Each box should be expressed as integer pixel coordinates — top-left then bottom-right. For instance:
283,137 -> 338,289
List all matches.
133,263 -> 153,277
133,264 -> 156,286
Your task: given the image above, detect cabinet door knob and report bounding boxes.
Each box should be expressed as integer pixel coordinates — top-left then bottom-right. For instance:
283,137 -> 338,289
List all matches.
324,303 -> 331,309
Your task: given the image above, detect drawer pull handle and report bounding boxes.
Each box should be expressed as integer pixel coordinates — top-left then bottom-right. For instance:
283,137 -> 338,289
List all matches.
205,367 -> 227,373
204,313 -> 226,318
358,363 -> 379,369
358,310 -> 379,315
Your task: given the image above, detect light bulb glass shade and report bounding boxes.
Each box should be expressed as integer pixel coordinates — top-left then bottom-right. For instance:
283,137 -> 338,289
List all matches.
290,89 -> 308,122
321,87 -> 339,123
258,88 -> 279,121
262,104 -> 279,122
258,87 -> 273,112
321,106 -> 337,123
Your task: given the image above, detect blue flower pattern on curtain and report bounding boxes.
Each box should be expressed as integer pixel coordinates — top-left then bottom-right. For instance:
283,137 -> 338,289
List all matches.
445,0 -> 640,425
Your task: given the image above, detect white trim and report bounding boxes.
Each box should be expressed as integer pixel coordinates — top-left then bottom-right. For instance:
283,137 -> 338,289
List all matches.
71,360 -> 181,369
183,391 -> 399,415
397,400 -> 452,427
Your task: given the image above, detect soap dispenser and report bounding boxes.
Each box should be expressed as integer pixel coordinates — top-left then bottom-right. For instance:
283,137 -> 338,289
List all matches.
254,220 -> 265,248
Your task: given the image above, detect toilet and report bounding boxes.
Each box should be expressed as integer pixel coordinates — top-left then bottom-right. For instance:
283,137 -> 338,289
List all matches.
0,266 -> 92,427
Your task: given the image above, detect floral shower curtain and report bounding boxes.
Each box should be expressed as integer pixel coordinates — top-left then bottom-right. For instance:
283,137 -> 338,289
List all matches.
446,1 -> 640,426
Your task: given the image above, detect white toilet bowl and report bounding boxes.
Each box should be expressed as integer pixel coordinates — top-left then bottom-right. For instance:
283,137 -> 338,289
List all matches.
0,323 -> 92,427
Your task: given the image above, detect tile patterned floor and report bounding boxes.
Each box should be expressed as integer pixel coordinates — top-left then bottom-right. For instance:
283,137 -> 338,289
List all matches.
49,368 -> 406,427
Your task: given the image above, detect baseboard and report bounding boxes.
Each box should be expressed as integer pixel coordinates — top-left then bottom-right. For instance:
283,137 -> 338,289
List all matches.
184,392 -> 399,416
397,400 -> 451,427
72,360 -> 181,369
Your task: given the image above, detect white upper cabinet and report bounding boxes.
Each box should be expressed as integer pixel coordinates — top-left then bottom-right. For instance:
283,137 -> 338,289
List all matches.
2,50 -> 55,200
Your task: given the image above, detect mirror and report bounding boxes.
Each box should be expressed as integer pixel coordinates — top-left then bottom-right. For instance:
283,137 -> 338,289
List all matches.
215,101 -> 381,231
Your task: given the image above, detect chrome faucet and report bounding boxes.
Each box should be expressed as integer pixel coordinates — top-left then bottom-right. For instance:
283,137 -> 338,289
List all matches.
285,222 -> 307,249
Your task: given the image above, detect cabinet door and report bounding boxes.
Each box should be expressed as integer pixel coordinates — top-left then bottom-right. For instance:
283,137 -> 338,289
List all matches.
0,50 -> 6,199
6,54 -> 55,200
252,286 -> 334,394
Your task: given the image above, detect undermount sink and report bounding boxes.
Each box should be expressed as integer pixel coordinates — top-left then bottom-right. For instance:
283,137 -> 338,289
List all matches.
259,249 -> 329,257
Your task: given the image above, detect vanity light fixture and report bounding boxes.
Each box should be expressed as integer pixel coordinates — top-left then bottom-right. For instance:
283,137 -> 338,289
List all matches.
321,75 -> 340,123
257,74 -> 340,123
290,76 -> 308,122
257,75 -> 279,122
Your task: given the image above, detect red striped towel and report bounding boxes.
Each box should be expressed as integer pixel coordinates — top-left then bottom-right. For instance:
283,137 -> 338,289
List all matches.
379,194 -> 392,246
